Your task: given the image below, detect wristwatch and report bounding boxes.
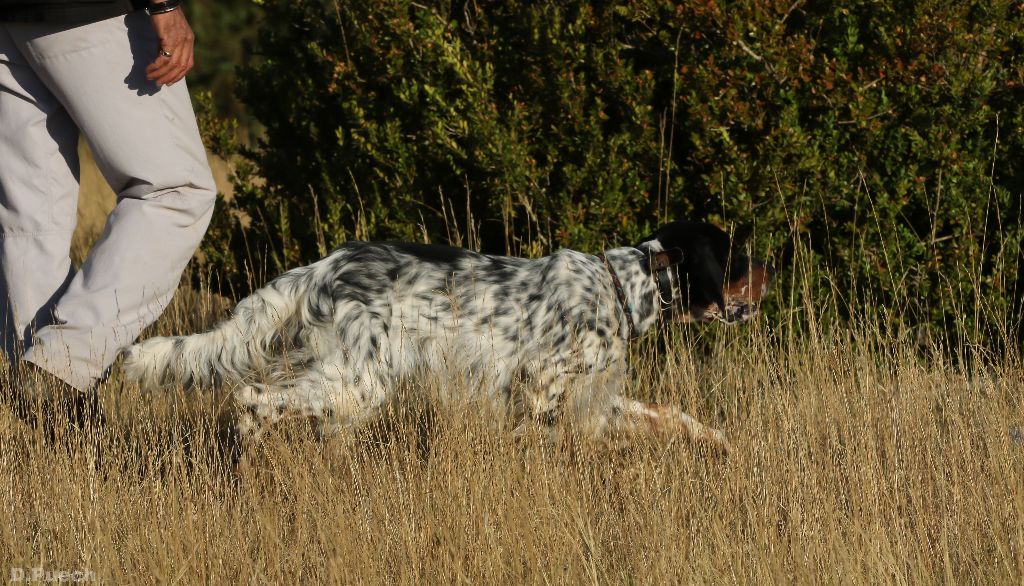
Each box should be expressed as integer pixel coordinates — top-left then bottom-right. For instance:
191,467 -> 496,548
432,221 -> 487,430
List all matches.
146,0 -> 182,15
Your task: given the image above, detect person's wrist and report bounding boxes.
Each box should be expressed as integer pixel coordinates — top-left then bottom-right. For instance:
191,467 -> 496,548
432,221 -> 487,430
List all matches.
146,0 -> 182,15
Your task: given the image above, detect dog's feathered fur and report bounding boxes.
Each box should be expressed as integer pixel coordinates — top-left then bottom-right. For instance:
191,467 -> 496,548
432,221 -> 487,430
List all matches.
123,221 -> 771,451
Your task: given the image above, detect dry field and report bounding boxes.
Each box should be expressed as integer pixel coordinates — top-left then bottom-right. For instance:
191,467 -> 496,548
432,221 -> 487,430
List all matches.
0,146 -> 1022,584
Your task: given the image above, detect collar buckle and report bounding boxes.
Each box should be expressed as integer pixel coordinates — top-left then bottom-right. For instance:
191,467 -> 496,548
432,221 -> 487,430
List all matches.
649,248 -> 684,317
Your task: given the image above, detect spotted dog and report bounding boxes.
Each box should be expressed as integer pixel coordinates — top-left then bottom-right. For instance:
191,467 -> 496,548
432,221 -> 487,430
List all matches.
123,221 -> 771,453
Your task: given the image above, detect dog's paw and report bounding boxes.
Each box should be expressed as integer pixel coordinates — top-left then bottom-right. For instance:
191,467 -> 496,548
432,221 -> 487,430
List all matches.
693,427 -> 733,459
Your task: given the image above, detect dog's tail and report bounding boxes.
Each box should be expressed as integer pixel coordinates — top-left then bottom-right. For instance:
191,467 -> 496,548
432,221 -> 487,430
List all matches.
123,277 -> 306,390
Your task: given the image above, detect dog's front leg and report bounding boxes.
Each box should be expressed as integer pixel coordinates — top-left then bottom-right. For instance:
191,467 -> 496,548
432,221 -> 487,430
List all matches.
605,396 -> 732,454
564,366 -> 731,454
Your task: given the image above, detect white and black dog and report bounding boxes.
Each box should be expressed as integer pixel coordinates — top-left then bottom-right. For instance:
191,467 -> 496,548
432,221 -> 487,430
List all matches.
124,221 -> 771,453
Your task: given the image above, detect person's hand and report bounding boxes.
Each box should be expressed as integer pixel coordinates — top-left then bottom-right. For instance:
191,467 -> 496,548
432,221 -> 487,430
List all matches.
145,8 -> 195,87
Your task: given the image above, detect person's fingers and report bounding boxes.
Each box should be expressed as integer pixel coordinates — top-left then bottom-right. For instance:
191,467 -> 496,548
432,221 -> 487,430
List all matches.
146,62 -> 172,82
146,46 -> 178,79
147,40 -> 192,85
146,57 -> 176,83
153,51 -> 182,83
155,46 -> 192,86
145,53 -> 171,77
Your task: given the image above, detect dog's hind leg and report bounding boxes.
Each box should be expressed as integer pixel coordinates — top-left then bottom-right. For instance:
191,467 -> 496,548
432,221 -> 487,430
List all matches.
232,385 -> 291,443
232,364 -> 389,443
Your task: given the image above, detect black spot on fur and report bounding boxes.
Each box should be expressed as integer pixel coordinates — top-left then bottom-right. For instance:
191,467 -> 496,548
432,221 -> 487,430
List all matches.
388,242 -> 476,265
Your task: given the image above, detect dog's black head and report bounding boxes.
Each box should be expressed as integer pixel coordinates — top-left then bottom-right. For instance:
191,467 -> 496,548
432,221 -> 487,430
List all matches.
636,221 -> 773,323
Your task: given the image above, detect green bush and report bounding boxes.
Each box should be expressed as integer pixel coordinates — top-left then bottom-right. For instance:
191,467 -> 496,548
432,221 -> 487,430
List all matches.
200,0 -> 1024,336
188,0 -> 261,129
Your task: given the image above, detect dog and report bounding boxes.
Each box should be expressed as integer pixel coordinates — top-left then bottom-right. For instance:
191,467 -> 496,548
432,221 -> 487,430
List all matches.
123,221 -> 772,453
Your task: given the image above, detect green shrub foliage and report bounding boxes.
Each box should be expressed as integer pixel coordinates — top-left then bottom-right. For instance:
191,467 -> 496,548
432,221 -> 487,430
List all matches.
202,0 -> 1024,334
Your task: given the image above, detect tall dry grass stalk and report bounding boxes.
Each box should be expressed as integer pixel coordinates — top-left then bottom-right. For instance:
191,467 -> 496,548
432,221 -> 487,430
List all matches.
0,146 -> 1021,583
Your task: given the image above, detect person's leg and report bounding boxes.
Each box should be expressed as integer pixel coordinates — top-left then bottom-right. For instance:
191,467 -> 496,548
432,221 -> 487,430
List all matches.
0,24 -> 81,366
10,12 -> 217,391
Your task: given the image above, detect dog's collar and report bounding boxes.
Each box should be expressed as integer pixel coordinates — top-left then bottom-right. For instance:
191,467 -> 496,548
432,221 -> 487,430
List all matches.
649,252 -> 679,318
654,265 -> 674,315
597,253 -> 637,340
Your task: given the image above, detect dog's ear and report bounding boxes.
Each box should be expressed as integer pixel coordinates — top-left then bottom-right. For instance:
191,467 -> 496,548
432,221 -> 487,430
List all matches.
651,247 -> 684,270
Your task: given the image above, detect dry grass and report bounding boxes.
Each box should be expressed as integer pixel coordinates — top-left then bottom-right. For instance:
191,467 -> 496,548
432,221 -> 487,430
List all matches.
0,147 -> 1022,584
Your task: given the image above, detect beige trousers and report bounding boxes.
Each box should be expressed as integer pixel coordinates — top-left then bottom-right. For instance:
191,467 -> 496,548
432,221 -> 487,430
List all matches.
0,12 -> 216,391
